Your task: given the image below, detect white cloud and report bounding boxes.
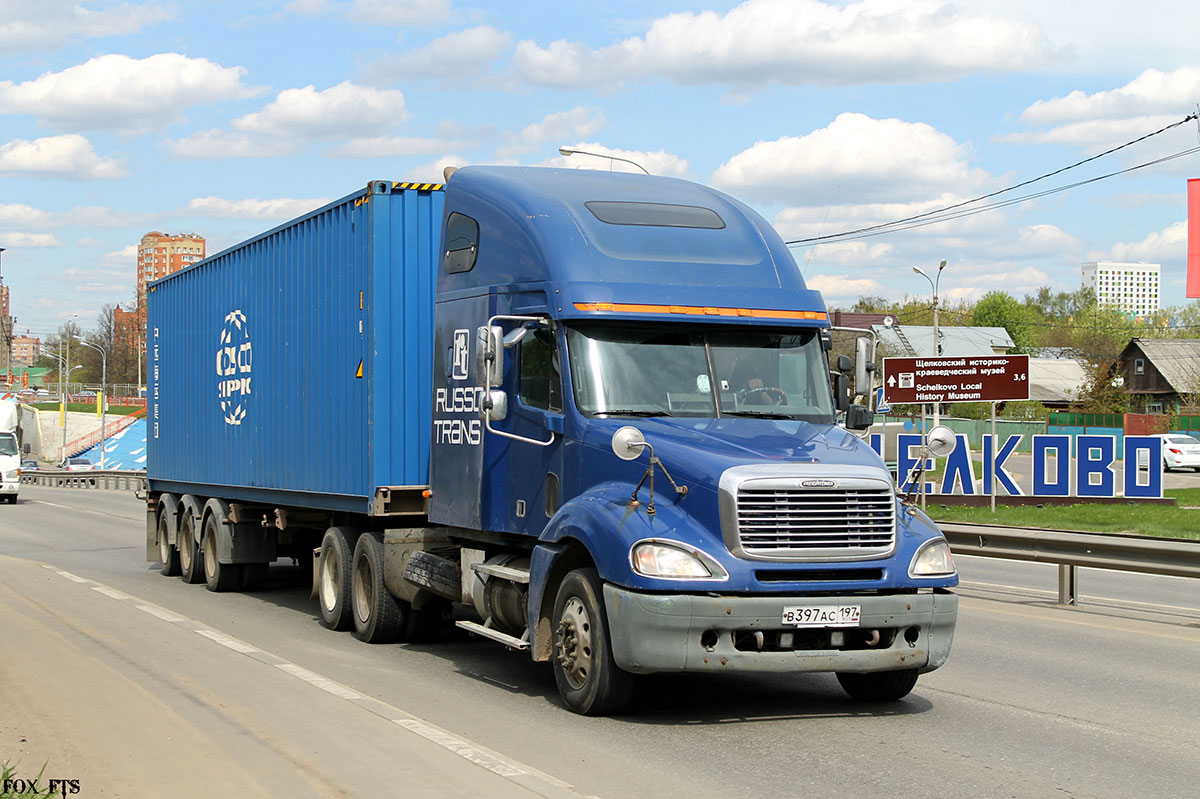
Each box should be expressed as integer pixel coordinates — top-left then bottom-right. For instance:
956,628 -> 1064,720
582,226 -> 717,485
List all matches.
714,113 -> 996,206
1106,221 -> 1187,262
102,245 -> 139,267
806,274 -> 886,302
549,143 -> 689,177
346,0 -> 451,26
285,0 -> 338,15
991,224 -> 1083,259
497,107 -> 606,158
799,241 -> 894,269
0,134 -> 126,179
512,0 -> 1059,91
996,115 -> 1182,148
0,203 -> 52,228
330,136 -> 453,158
167,129 -> 297,159
232,82 -> 408,139
0,53 -> 260,133
409,155 -> 470,184
185,197 -> 330,220
0,1 -> 174,53
364,26 -> 512,86
1021,68 -> 1200,124
0,232 -> 59,248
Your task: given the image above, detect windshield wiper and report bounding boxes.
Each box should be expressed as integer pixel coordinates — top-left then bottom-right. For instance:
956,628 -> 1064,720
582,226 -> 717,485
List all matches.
722,410 -> 795,420
595,409 -> 674,417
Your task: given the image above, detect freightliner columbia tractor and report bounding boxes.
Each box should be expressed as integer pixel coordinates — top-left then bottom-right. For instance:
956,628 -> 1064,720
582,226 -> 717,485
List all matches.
146,166 -> 958,714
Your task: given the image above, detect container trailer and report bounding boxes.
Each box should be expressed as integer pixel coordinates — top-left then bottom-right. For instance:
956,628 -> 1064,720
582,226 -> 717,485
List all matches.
146,166 -> 958,714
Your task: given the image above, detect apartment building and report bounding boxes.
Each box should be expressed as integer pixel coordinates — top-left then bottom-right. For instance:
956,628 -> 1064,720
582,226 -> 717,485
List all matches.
1081,261 -> 1161,316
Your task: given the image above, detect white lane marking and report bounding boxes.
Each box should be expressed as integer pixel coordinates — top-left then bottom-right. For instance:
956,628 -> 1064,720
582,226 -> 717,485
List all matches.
959,579 -> 1200,614
195,629 -> 259,654
276,663 -> 361,700
137,604 -> 185,623
393,718 -> 527,778
56,570 -> 89,583
92,586 -> 131,600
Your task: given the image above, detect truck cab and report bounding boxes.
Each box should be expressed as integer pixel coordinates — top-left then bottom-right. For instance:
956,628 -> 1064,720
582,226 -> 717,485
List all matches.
427,167 -> 958,713
0,430 -> 20,503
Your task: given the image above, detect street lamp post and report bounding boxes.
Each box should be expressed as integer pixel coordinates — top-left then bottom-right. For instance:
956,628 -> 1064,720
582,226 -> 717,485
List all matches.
81,341 -> 107,469
913,260 -> 948,427
558,146 -> 649,174
61,364 -> 82,461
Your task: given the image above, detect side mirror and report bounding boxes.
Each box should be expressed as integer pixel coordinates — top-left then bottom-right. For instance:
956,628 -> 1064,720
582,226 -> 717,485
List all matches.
475,325 -> 504,388
484,389 -> 508,421
845,404 -> 872,431
832,372 -> 850,412
836,354 -> 853,373
611,426 -> 647,460
927,425 -> 957,457
854,337 -> 875,395
23,444 -> 30,454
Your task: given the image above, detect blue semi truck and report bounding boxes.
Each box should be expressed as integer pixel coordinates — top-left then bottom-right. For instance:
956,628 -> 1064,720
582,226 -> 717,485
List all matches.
146,166 -> 958,714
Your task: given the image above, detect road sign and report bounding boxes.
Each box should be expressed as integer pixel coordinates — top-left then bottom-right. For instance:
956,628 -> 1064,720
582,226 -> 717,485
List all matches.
874,387 -> 891,414
881,354 -> 1030,405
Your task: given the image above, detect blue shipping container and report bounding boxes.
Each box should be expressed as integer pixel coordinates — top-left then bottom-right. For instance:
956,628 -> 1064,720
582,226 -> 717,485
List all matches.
147,181 -> 445,514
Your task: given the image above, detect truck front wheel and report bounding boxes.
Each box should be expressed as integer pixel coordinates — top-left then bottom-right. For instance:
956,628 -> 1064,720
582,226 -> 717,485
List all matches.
318,527 -> 356,630
351,532 -> 403,643
836,668 -> 920,702
551,568 -> 634,716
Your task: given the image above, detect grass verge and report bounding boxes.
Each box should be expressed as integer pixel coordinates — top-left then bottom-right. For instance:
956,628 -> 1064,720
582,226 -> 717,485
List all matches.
925,487 -> 1200,540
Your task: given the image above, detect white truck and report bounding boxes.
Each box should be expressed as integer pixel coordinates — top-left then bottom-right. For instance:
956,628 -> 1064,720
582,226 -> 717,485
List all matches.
0,400 -> 21,503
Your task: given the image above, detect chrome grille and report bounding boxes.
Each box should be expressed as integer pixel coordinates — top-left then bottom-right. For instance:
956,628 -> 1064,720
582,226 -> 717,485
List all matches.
719,465 -> 897,561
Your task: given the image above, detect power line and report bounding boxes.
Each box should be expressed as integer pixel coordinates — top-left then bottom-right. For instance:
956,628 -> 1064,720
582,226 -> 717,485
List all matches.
787,112 -> 1200,247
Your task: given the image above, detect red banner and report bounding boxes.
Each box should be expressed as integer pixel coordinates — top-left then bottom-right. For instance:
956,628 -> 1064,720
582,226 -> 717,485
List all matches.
1189,178 -> 1200,298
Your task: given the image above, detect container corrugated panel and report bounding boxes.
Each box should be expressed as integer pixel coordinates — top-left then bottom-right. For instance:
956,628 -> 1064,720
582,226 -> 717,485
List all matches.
147,181 -> 444,514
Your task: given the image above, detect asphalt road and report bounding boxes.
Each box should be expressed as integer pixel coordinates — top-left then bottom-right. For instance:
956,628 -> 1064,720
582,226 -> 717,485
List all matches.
2,485 -> 1198,798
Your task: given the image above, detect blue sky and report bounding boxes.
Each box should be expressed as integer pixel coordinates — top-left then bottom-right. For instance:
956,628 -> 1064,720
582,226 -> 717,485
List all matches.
2,0 -> 1199,343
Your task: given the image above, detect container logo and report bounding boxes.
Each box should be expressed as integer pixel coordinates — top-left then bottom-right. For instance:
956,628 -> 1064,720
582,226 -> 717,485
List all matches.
217,309 -> 252,425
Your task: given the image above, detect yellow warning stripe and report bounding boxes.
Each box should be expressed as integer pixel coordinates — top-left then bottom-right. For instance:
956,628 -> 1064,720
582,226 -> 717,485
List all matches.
392,182 -> 444,191
572,302 -> 827,321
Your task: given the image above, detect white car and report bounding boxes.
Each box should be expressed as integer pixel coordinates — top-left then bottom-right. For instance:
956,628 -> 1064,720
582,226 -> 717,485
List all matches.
1161,433 -> 1200,471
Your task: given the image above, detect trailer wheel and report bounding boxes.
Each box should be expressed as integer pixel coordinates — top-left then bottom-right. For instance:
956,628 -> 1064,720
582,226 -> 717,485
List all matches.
550,568 -> 634,716
178,511 -> 204,584
157,506 -> 180,577
836,668 -> 920,702
318,527 -> 356,630
202,514 -> 242,592
350,532 -> 403,643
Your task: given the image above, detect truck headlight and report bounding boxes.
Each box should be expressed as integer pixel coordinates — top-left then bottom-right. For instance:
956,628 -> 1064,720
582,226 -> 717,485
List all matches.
909,538 -> 956,577
4,469 -> 18,480
631,540 -> 728,581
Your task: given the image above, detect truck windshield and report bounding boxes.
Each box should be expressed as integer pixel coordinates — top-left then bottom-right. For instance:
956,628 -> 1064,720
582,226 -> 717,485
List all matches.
566,323 -> 835,422
0,436 -> 16,456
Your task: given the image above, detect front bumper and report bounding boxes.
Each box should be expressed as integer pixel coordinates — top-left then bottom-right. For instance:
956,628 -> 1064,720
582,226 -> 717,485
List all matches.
0,481 -> 17,495
604,586 -> 957,675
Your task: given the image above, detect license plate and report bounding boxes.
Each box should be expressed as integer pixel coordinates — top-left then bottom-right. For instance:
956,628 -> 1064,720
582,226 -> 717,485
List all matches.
782,605 -> 861,628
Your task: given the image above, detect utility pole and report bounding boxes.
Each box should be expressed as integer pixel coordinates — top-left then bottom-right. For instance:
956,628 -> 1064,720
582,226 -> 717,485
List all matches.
913,260 -> 948,428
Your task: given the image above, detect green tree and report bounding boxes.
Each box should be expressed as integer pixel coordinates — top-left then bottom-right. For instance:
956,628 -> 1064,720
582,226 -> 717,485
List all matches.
971,291 -> 1038,354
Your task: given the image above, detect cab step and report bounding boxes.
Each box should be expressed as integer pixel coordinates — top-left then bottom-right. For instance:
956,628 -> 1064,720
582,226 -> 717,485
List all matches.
455,620 -> 530,650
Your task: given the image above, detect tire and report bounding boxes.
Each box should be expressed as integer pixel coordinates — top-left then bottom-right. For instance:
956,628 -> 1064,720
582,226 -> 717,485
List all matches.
550,568 -> 634,716
351,533 -> 404,643
239,562 -> 269,591
158,507 -> 180,577
401,550 -> 461,601
178,511 -> 205,584
1163,459 -> 1172,473
836,669 -> 920,702
318,526 -> 356,631
202,514 -> 242,592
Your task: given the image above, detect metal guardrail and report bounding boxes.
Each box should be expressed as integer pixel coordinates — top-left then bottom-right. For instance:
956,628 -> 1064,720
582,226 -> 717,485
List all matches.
21,469 -> 145,492
940,521 -> 1200,606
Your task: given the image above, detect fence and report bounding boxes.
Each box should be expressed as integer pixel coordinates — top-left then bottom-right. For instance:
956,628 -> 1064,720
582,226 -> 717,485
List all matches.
21,469 -> 144,492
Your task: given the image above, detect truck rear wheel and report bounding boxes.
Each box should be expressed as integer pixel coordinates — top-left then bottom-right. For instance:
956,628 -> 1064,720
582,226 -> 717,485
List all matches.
178,512 -> 204,584
836,668 -> 920,702
551,568 -> 634,716
202,515 -> 242,592
318,526 -> 356,630
158,507 -> 180,577
240,562 -> 269,591
351,532 -> 403,643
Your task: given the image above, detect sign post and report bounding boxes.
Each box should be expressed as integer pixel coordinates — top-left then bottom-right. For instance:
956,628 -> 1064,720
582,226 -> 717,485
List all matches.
883,355 -> 1030,507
